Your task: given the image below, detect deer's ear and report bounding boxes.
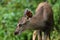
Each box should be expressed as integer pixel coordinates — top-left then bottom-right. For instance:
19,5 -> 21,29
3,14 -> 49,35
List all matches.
24,9 -> 33,18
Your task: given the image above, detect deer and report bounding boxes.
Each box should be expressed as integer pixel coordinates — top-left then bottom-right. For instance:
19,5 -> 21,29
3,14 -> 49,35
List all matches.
14,2 -> 54,40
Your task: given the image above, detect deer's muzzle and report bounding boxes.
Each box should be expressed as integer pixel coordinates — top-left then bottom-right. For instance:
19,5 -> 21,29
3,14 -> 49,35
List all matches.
14,31 -> 19,35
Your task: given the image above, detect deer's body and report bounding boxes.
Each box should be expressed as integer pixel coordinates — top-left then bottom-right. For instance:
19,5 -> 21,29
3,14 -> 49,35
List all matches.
20,2 -> 53,31
14,2 -> 54,40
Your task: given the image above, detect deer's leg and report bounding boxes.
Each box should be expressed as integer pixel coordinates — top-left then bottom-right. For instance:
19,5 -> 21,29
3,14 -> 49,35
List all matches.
44,31 -> 50,40
38,30 -> 42,40
32,30 -> 37,40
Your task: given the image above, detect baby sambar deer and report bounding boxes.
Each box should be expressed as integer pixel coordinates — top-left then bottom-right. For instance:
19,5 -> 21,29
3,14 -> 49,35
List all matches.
14,2 -> 54,40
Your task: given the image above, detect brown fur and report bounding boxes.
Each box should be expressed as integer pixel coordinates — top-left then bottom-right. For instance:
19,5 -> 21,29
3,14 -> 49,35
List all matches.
14,2 -> 54,40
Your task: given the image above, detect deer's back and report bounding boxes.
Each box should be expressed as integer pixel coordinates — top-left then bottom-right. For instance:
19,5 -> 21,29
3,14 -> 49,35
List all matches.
30,2 -> 54,31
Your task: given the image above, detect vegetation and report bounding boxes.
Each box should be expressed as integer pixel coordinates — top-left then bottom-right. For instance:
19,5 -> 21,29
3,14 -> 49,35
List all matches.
0,0 -> 60,40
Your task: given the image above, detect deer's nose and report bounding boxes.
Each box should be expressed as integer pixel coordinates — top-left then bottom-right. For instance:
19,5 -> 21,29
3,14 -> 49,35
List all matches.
14,31 -> 19,35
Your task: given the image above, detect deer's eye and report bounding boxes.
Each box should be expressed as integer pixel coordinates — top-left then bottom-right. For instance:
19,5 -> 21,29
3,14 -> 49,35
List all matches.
19,24 -> 22,26
27,17 -> 29,19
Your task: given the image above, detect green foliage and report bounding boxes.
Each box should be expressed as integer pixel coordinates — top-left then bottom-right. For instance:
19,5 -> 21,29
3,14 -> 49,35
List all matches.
0,0 -> 60,40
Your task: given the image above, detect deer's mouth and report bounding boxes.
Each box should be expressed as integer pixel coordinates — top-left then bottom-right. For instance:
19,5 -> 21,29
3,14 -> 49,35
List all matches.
14,31 -> 19,35
14,26 -> 24,35
14,30 -> 22,35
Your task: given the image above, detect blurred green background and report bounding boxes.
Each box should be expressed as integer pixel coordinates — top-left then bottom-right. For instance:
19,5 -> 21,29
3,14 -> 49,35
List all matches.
0,0 -> 60,40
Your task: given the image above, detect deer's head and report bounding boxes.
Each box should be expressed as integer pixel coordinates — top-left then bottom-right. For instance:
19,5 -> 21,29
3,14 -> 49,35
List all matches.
14,9 -> 33,35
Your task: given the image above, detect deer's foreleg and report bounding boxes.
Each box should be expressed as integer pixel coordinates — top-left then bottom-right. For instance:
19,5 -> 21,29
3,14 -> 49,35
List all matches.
32,30 -> 37,40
